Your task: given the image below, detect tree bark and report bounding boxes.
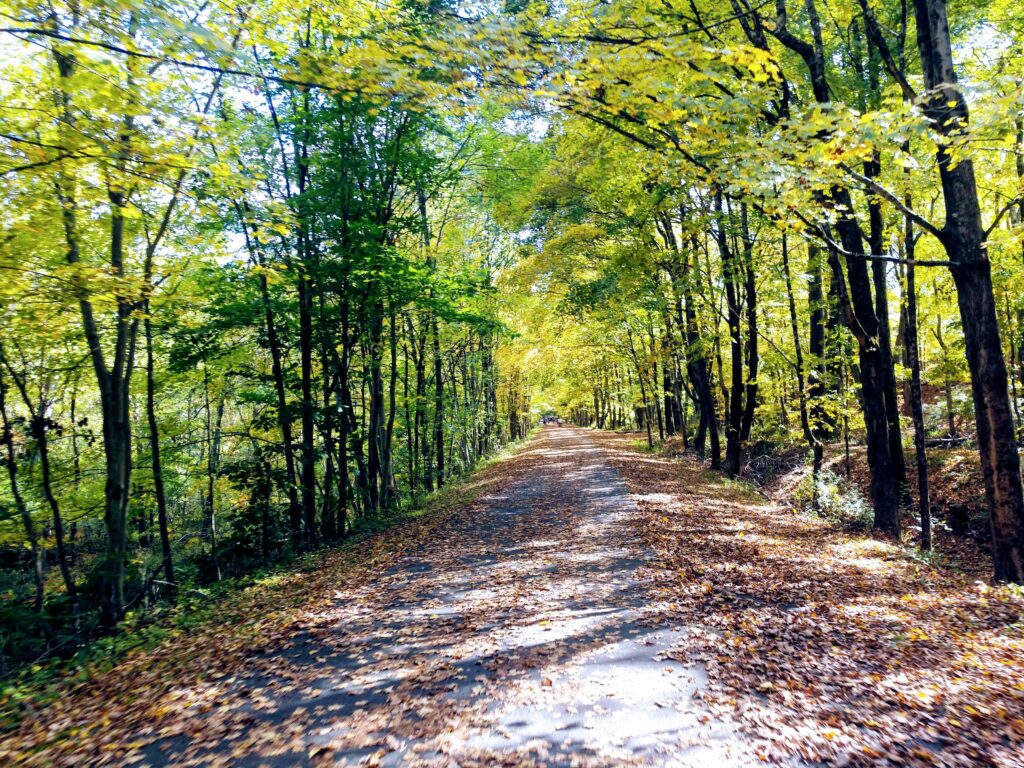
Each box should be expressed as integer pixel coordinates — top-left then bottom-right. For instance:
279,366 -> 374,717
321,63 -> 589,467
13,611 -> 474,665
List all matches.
913,0 -> 1024,580
903,219 -> 931,549
739,203 -> 759,446
145,310 -> 174,587
716,193 -> 745,476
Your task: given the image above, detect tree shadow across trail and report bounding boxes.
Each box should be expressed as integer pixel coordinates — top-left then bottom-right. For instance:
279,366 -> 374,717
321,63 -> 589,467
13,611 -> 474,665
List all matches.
16,425 -> 1016,767
136,427 -> 765,767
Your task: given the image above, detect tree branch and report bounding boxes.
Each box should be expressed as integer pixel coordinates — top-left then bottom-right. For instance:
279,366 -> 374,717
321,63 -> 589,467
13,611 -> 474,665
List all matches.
1,27 -> 358,94
839,162 -> 945,240
856,0 -> 917,101
984,194 -> 1024,239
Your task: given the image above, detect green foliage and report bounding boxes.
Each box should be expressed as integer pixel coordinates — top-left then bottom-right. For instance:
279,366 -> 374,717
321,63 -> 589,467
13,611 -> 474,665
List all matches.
794,470 -> 875,531
2,0 -> 1024,681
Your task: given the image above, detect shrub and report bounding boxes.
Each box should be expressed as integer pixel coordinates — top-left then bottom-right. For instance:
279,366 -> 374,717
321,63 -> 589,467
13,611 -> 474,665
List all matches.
793,469 -> 873,530
662,436 -> 687,456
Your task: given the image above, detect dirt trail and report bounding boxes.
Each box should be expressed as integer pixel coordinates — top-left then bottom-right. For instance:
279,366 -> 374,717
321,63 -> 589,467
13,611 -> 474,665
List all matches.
7,426 -> 760,767
148,425 -> 755,766
12,426 -> 1020,767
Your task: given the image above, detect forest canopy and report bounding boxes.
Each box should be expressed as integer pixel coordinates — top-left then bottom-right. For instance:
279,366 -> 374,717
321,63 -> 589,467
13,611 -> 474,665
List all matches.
2,0 -> 1024,673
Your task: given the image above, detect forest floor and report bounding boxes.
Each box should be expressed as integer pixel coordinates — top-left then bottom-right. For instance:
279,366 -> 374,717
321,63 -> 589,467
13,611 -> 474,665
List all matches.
747,439 -> 994,576
2,427 -> 1024,767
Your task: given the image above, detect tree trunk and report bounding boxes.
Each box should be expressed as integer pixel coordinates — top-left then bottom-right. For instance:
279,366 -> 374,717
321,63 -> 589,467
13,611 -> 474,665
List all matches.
934,320 -> 958,438
432,318 -> 445,489
739,204 -> 759,447
677,233 -> 719,467
914,0 -> 1024,581
807,244 -> 829,475
628,330 -> 654,447
782,236 -> 823,478
865,155 -> 909,504
717,193 -> 745,476
824,232 -> 902,534
144,311 -> 174,588
254,265 -> 302,542
381,308 -> 400,509
201,365 -> 224,581
903,220 -> 931,550
295,184 -> 317,548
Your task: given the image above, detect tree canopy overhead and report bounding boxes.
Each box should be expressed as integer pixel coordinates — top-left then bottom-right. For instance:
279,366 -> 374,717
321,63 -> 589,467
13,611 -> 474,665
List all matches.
2,0 -> 1024,665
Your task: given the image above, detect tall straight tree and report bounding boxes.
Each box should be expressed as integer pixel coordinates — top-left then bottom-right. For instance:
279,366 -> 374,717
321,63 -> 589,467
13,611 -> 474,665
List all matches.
911,0 -> 1024,581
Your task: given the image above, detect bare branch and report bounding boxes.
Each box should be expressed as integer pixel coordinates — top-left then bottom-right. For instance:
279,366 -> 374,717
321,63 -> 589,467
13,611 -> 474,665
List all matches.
984,194 -> 1024,239
839,162 -> 945,241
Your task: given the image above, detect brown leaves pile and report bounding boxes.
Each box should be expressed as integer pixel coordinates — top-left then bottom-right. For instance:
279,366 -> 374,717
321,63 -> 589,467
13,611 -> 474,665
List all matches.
0,463 -> 516,766
593,431 -> 1024,768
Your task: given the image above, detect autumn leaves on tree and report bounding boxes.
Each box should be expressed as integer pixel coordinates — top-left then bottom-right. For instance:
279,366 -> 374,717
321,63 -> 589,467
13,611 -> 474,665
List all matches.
1,0 -> 1024,670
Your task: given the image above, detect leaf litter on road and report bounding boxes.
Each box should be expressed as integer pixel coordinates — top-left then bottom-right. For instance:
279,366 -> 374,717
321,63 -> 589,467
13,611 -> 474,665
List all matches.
3,427 -> 1021,767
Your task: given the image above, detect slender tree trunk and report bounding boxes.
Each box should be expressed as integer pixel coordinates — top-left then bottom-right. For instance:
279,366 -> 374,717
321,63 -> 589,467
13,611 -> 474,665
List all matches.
297,275 -> 317,544
1005,296 -> 1021,434
336,304 -> 353,537
254,265 -> 302,541
414,322 -> 432,492
366,315 -> 384,514
903,219 -> 931,550
144,310 -> 174,588
652,358 -> 665,441
295,157 -> 317,548
483,334 -> 497,453
825,223 -> 902,535
628,330 -> 654,447
782,235 -> 818,467
416,187 -> 445,490
69,387 -> 80,561
739,204 -> 759,447
403,336 -> 416,497
341,316 -> 368,517
431,318 -> 445,489
865,156 -> 909,504
381,307 -> 400,509
321,372 -> 336,541
717,194 -> 744,476
35,411 -> 77,614
677,233 -> 719,466
934,320 -> 958,438
806,244 -> 828,476
0,368 -> 44,612
201,365 -> 223,580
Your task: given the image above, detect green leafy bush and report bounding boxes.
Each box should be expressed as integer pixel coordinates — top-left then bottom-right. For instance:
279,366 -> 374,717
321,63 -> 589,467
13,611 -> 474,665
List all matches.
794,470 -> 874,530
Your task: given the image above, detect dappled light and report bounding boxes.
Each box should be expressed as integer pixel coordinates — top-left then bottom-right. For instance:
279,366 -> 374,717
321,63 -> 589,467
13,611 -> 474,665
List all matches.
3,0 -> 1024,764
2,427 -> 1022,765
592,432 -> 1024,766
